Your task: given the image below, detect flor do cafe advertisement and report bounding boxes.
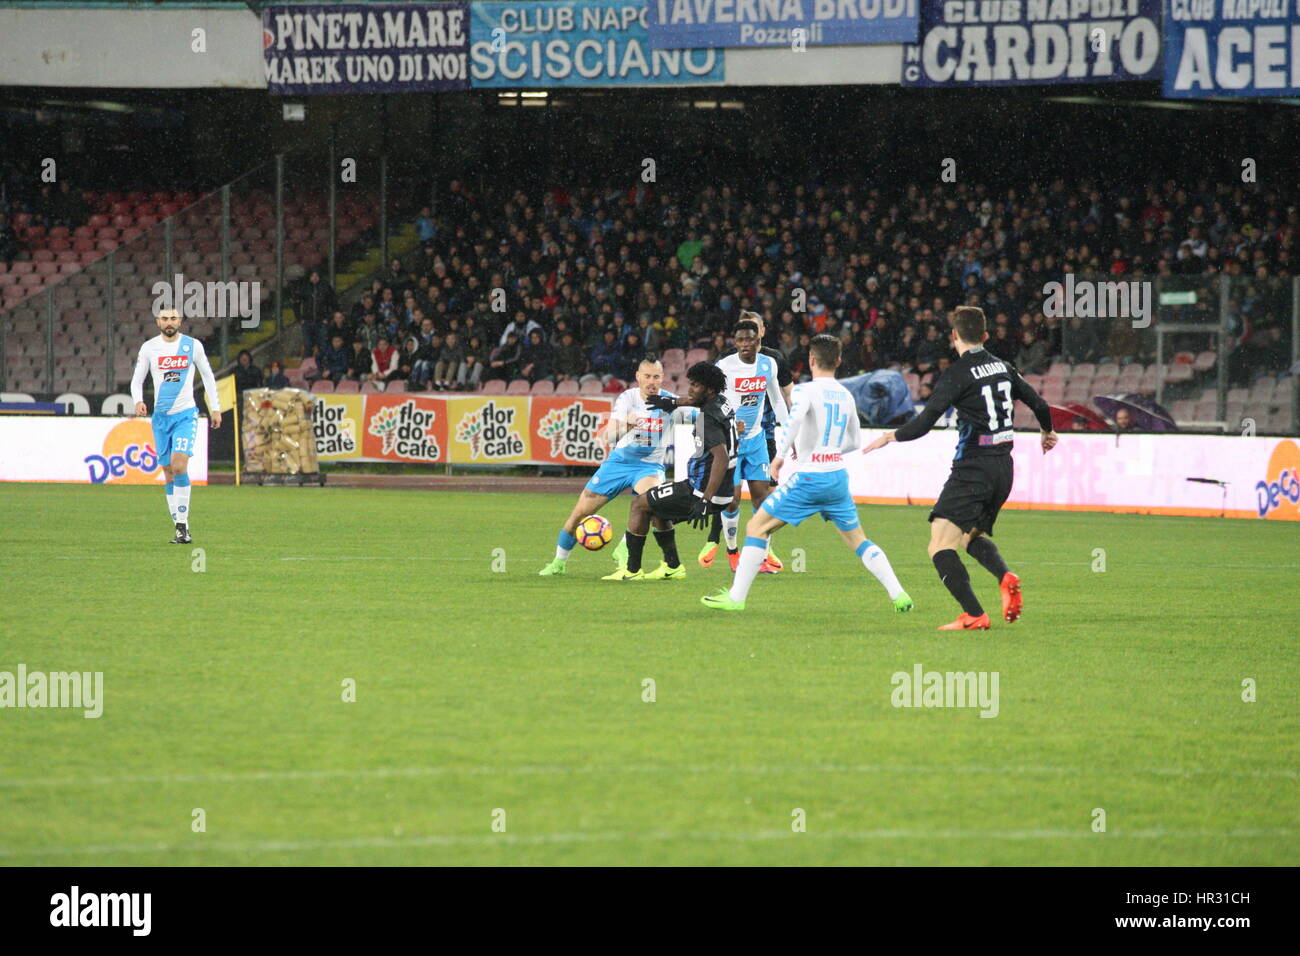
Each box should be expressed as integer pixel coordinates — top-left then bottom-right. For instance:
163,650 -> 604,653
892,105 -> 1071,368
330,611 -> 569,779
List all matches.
311,393 -> 616,465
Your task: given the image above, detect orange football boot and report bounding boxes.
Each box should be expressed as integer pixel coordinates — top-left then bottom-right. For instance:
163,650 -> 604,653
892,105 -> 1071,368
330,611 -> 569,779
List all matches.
758,557 -> 781,574
938,612 -> 991,631
1000,572 -> 1022,623
698,541 -> 718,568
727,549 -> 740,571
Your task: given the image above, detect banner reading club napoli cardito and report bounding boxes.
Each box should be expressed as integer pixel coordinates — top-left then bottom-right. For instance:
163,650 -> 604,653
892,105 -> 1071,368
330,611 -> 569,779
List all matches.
902,0 -> 1161,87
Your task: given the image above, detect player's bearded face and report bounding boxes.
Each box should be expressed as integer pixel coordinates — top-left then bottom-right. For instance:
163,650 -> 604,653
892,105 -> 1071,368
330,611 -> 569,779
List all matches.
156,311 -> 180,337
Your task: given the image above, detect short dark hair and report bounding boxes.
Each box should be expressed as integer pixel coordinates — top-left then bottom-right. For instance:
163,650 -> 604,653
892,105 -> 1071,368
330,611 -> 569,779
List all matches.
639,352 -> 661,367
734,320 -> 759,336
952,306 -> 987,345
809,333 -> 841,370
687,361 -> 726,394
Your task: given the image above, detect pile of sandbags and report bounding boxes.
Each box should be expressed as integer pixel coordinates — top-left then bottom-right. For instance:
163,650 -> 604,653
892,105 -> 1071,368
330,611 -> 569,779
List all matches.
241,387 -> 320,474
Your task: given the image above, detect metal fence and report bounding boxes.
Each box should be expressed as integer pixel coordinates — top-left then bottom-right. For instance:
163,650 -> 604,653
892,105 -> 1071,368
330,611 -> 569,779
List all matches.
1054,275 -> 1298,436
0,150 -> 387,400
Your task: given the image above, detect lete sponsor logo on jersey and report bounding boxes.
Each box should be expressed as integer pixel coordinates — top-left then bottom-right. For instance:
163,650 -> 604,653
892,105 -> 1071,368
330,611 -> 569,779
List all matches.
157,355 -> 191,370
733,376 -> 767,393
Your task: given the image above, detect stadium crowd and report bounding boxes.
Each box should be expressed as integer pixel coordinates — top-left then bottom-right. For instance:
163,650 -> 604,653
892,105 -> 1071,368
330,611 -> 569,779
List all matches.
292,176 -> 1296,396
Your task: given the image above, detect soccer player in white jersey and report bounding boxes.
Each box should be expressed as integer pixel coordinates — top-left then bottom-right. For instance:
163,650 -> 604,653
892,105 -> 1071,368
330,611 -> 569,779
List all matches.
703,333 -> 912,612
714,317 -> 789,572
538,355 -> 685,579
131,308 -> 221,544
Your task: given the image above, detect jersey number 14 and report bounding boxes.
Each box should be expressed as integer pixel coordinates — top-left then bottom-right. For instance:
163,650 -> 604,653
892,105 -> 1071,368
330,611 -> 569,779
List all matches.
822,402 -> 849,446
981,381 -> 1014,429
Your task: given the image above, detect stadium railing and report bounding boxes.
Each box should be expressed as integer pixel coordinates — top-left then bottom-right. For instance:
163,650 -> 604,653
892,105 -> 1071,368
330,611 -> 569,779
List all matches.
0,151 -> 380,401
1055,274 -> 1298,436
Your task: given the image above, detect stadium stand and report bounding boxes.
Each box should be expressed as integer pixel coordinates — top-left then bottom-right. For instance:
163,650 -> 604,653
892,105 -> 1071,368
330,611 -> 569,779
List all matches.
3,173 -> 1295,433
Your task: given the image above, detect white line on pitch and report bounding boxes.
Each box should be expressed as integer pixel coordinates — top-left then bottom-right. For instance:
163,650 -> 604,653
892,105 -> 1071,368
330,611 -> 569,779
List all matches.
1,826 -> 1295,859
1,763 -> 1293,789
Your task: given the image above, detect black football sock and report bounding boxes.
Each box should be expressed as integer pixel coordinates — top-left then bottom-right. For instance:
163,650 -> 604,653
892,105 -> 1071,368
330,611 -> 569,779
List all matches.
653,528 -> 680,568
708,510 -> 722,545
966,536 -> 1010,581
932,549 -> 984,617
625,531 -> 647,574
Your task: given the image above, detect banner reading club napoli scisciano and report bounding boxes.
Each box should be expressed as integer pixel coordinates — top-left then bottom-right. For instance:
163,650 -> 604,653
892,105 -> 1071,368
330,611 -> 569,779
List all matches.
646,0 -> 919,50
902,0 -> 1161,87
1163,0 -> 1300,98
469,0 -> 725,86
262,3 -> 470,94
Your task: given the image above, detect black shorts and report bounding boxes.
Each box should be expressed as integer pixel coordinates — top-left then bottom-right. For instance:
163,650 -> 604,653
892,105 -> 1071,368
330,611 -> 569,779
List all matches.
645,480 -> 704,523
930,455 -> 1014,535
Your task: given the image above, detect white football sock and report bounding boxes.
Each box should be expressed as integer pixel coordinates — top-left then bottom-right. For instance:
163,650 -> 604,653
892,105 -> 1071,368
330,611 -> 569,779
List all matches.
728,538 -> 768,603
173,480 -> 192,527
858,539 -> 903,600
166,484 -> 177,522
722,508 -> 740,551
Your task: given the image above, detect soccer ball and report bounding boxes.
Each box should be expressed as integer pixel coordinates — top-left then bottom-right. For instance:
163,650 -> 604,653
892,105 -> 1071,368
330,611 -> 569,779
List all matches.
576,514 -> 613,551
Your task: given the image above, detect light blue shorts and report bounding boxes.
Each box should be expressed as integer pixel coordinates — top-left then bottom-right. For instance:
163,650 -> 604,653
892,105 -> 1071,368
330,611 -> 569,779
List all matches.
761,469 -> 860,532
152,408 -> 199,461
735,439 -> 770,483
585,457 -> 664,498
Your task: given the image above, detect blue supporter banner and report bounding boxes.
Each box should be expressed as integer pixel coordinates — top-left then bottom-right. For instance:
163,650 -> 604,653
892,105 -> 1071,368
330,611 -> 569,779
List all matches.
263,3 -> 471,94
645,0 -> 920,49
902,0 -> 1161,87
1163,0 -> 1300,98
469,1 -> 725,86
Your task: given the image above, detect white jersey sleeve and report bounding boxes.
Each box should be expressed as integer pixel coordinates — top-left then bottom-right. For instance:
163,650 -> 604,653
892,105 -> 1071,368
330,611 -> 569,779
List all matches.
130,345 -> 150,406
193,339 -> 220,414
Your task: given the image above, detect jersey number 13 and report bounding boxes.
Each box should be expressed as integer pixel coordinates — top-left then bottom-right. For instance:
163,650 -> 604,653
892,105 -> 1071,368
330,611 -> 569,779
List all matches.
981,381 -> 1014,429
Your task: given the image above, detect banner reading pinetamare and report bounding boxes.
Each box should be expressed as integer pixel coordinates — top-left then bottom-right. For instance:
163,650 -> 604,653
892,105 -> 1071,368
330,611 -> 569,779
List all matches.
263,2 -> 470,94
1163,0 -> 1300,98
902,0 -> 1161,87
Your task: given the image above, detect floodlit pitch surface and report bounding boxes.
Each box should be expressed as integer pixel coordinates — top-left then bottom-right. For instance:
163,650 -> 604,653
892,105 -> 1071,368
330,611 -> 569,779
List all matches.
0,485 -> 1296,866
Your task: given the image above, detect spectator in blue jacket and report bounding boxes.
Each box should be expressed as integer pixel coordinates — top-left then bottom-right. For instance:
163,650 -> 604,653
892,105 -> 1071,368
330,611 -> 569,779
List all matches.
319,334 -> 351,383
589,330 -> 622,382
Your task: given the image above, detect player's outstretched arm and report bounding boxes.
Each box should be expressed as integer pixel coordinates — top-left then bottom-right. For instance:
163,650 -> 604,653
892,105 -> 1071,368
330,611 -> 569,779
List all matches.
862,431 -> 895,454
887,372 -> 958,446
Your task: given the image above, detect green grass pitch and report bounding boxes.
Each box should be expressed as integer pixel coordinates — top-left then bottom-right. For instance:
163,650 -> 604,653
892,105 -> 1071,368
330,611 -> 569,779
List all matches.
1,483 -> 1296,866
